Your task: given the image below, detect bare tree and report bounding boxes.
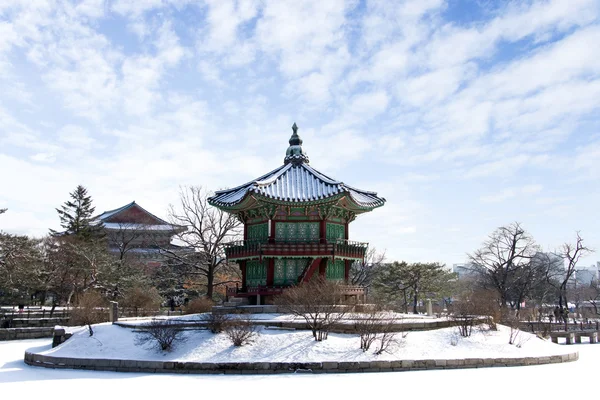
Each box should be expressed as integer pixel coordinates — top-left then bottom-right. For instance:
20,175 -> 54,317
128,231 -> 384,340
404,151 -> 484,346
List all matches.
588,280 -> 600,317
275,277 -> 349,341
468,222 -> 540,311
350,248 -> 386,289
557,232 -> 593,309
105,221 -> 152,261
161,186 -> 241,299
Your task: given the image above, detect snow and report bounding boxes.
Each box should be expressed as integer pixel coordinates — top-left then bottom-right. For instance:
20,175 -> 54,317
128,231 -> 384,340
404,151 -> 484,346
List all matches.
41,314 -> 570,362
210,162 -> 384,207
2,334 -> 599,400
102,223 -> 176,231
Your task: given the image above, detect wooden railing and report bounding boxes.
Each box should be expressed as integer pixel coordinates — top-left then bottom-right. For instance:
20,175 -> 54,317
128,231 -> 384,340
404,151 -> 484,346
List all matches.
224,238 -> 368,260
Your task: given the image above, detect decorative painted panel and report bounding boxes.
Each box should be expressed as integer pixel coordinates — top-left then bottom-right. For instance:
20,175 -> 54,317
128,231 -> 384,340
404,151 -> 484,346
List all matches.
274,258 -> 309,285
247,223 -> 268,242
326,223 -> 345,241
274,222 -> 319,242
326,259 -> 345,281
246,260 -> 266,287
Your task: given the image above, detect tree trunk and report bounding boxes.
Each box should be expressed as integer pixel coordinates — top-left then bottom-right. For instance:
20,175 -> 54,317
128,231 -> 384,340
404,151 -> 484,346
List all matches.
206,265 -> 214,299
412,293 -> 418,314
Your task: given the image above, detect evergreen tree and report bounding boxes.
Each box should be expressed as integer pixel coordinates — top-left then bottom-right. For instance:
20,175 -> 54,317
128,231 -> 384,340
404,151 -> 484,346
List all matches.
51,185 -> 103,239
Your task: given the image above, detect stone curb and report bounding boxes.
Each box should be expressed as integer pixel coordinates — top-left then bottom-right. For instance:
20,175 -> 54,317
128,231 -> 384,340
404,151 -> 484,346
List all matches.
23,351 -> 579,375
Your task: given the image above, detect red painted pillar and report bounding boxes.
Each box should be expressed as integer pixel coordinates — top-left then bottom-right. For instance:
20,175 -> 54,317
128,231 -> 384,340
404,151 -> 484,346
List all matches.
319,258 -> 328,277
320,219 -> 326,243
344,260 -> 350,283
266,259 -> 274,286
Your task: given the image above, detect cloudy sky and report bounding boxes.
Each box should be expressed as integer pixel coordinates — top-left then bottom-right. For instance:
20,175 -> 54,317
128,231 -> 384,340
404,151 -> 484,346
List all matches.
1,0 -> 599,267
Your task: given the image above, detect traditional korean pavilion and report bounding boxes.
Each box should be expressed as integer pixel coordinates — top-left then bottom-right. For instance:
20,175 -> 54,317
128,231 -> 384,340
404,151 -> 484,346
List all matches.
94,201 -> 187,267
209,123 -> 385,304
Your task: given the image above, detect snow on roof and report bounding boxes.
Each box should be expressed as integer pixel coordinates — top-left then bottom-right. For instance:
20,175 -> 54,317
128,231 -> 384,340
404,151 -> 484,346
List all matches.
94,201 -> 183,230
209,162 -> 385,209
95,201 -> 136,221
103,222 -> 181,231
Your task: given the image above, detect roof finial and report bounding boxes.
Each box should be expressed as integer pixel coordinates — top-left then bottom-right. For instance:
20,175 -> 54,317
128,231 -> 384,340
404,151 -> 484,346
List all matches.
284,123 -> 309,165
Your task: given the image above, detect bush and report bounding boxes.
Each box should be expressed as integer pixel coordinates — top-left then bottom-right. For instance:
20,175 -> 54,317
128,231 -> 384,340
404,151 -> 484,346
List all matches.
135,319 -> 186,352
355,308 -> 401,354
121,286 -> 162,317
452,314 -> 476,337
275,277 -> 349,341
202,312 -> 230,333
69,291 -> 108,336
224,315 -> 257,346
185,297 -> 215,315
450,288 -> 500,332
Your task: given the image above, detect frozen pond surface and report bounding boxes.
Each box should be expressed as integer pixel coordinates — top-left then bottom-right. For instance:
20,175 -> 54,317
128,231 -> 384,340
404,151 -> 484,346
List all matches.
2,336 -> 598,400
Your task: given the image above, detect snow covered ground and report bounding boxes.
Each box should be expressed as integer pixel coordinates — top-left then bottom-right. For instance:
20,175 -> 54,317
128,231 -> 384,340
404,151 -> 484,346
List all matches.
40,320 -> 571,362
2,335 -> 598,400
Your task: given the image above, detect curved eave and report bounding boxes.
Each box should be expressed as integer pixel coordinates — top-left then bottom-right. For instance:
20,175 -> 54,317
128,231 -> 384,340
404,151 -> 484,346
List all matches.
208,162 -> 385,212
344,188 -> 386,211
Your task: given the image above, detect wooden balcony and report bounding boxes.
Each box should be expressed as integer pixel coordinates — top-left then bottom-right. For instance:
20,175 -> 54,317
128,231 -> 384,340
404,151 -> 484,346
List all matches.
224,239 -> 368,262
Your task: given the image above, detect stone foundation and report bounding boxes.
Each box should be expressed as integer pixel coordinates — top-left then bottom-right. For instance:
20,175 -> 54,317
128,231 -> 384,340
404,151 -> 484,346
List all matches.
23,351 -> 578,374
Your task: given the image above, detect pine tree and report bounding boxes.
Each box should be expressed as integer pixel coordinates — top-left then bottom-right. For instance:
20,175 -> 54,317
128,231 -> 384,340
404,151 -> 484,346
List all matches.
51,185 -> 103,239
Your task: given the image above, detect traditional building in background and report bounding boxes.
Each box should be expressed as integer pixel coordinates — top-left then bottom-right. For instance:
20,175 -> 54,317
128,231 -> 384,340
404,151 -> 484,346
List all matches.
94,201 -> 186,267
208,123 -> 385,304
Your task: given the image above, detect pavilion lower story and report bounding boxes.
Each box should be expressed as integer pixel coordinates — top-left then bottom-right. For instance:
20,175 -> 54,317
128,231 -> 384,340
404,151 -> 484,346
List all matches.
225,256 -> 366,305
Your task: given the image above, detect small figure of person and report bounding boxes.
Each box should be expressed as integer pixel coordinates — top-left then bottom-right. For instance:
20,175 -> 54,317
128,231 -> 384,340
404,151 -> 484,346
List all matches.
553,306 -> 560,323
562,308 -> 569,325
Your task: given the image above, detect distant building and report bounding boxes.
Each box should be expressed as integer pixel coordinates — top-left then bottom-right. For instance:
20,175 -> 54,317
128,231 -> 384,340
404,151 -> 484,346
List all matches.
94,201 -> 187,267
452,263 -> 478,279
574,265 -> 599,286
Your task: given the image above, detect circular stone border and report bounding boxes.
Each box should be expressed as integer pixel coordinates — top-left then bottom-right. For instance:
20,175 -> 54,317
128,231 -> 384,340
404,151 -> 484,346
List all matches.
24,351 -> 579,374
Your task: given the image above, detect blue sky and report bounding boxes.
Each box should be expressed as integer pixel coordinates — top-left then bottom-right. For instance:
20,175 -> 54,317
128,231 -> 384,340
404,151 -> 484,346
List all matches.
1,0 -> 599,268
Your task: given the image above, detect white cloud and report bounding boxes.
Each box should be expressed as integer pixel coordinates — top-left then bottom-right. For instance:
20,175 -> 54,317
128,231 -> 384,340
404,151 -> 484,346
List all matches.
254,0 -> 351,77
58,125 -> 96,150
480,184 -> 543,203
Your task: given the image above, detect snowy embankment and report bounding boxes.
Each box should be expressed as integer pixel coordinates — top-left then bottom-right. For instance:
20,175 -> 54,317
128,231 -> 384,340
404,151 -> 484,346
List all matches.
36,314 -> 573,363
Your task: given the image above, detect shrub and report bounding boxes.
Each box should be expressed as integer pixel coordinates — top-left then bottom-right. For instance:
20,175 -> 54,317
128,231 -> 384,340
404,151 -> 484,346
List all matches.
69,291 -> 108,336
452,314 -> 476,337
185,297 -> 215,315
275,277 -> 349,341
135,319 -> 185,351
121,286 -> 162,317
203,312 -> 230,333
224,315 -> 257,346
374,328 -> 398,355
450,288 -> 500,333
